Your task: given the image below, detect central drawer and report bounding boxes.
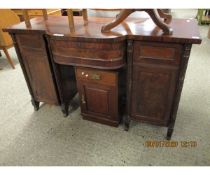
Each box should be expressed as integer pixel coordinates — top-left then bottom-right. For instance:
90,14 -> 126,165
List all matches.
76,67 -> 117,86
48,37 -> 126,69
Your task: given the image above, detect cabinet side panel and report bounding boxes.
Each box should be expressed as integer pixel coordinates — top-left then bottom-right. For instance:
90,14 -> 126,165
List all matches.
16,34 -> 59,104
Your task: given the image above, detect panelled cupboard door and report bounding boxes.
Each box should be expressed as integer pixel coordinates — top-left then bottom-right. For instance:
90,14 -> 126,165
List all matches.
16,34 -> 58,105
76,67 -> 119,126
130,64 -> 178,125
130,41 -> 181,126
79,83 -> 117,120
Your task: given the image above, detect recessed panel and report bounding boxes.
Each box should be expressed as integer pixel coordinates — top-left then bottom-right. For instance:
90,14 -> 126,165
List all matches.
85,87 -> 110,115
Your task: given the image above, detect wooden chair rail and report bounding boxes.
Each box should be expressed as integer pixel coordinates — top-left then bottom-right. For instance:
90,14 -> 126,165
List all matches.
22,9 -> 88,32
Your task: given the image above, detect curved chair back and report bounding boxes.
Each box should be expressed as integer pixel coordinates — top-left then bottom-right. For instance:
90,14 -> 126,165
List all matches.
0,9 -> 20,48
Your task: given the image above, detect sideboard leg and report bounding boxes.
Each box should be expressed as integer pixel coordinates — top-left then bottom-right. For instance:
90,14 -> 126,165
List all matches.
61,103 -> 69,117
124,115 -> 130,131
166,128 -> 173,140
31,98 -> 40,111
166,44 -> 192,140
166,119 -> 175,140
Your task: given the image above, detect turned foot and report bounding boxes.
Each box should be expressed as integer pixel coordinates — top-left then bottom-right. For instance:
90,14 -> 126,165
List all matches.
166,128 -> 174,140
31,99 -> 40,111
124,116 -> 130,131
61,103 -> 69,117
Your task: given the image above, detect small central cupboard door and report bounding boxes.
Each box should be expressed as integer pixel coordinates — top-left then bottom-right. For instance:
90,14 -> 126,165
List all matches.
76,67 -> 119,126
80,83 -> 116,119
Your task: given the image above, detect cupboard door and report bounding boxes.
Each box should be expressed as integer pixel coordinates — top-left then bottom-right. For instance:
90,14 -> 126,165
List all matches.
16,34 -> 59,105
130,64 -> 178,126
76,67 -> 119,126
20,48 -> 58,104
129,41 -> 182,126
78,82 -> 118,126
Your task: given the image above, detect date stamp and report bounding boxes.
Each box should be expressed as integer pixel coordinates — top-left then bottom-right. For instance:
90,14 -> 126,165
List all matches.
144,140 -> 197,148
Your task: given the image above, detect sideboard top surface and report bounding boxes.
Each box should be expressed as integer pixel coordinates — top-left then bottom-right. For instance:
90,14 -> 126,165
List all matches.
5,16 -> 201,44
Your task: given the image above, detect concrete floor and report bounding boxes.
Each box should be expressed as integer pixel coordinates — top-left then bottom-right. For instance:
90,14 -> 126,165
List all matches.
0,10 -> 210,166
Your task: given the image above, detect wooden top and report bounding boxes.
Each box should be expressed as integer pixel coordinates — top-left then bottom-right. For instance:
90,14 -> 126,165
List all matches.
4,16 -> 201,44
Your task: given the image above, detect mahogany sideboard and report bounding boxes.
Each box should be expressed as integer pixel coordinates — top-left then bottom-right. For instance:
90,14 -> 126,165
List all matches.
4,15 -> 201,139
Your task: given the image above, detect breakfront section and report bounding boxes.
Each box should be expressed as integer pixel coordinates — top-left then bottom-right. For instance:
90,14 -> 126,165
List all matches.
125,40 -> 191,139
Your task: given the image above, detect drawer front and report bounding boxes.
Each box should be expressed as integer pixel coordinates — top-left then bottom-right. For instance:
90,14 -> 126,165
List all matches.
76,67 -> 117,86
133,41 -> 182,65
49,38 -> 125,69
16,34 -> 45,49
51,40 -> 124,59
